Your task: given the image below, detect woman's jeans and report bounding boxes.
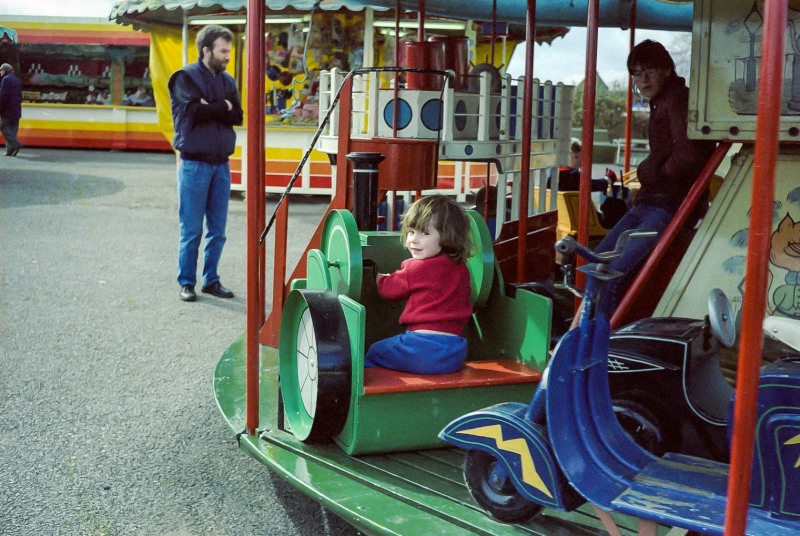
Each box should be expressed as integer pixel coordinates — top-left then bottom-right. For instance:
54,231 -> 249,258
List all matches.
592,203 -> 674,316
177,159 -> 230,287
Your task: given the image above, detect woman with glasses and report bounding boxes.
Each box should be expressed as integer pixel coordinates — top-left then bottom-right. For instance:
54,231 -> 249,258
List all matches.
571,40 -> 717,328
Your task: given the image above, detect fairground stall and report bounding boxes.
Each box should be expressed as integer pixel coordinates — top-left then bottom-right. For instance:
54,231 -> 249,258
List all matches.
0,16 -> 170,151
110,0 -> 567,196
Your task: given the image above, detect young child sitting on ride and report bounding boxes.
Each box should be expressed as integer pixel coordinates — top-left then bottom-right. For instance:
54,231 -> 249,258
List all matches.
364,195 -> 473,375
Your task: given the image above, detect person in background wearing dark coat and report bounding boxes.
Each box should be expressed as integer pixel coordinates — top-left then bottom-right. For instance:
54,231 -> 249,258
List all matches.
0,63 -> 23,157
569,40 -> 716,329
168,25 -> 244,302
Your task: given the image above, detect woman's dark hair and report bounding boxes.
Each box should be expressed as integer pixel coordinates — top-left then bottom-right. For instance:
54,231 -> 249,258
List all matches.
627,39 -> 675,75
196,25 -> 234,60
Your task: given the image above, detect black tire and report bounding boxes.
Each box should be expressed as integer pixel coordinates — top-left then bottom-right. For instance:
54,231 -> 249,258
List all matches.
464,449 -> 543,523
279,290 -> 352,442
612,398 -> 667,456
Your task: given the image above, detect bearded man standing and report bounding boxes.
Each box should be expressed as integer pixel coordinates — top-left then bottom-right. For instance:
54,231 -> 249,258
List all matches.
169,25 -> 244,302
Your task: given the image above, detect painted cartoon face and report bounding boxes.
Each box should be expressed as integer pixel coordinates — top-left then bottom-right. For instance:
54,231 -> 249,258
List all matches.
406,226 -> 442,260
770,214 -> 800,271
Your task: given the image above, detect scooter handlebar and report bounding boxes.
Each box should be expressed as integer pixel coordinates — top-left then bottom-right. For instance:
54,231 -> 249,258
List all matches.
555,230 -> 658,265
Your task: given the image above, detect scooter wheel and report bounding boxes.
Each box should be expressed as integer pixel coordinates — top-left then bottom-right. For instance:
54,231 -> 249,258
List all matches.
464,449 -> 543,523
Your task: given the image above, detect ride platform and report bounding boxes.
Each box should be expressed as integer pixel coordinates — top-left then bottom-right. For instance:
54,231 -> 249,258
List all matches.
215,337 -> 672,535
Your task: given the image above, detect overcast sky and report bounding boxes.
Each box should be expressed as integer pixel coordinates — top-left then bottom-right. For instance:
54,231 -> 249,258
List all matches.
6,1 -> 683,87
508,27 -> 687,87
5,0 -> 117,18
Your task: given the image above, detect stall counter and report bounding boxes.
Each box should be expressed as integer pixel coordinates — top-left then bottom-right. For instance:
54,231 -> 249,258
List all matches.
17,103 -> 171,151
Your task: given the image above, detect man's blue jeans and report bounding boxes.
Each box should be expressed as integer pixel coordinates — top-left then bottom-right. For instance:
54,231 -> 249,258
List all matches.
177,159 -> 230,287
592,203 -> 674,316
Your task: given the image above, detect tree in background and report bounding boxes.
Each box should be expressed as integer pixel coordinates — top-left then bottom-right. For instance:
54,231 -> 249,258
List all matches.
669,33 -> 693,80
572,77 -> 633,141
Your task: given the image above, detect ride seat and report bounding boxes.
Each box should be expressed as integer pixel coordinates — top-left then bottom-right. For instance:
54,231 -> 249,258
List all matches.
363,359 -> 542,395
533,187 -> 609,241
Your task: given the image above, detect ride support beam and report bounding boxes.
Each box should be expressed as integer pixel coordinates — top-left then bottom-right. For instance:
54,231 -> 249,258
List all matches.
490,0 -> 497,65
623,0 -> 636,174
245,0 -> 266,435
417,0 -> 426,42
393,0 -> 400,137
516,0 -> 537,281
261,200 -> 288,347
576,0 -> 600,302
724,1 -> 786,534
610,142 -> 731,329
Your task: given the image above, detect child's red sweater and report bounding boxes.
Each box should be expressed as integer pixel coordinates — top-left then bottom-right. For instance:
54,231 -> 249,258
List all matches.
377,254 -> 472,336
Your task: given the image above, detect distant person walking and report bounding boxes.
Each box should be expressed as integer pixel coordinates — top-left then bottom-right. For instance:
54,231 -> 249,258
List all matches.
0,63 -> 23,157
168,25 -> 244,302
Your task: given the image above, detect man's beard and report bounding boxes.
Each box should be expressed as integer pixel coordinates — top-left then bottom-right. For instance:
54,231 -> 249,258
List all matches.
208,55 -> 228,74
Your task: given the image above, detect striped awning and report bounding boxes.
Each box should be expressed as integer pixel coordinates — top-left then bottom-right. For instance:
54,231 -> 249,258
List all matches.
112,0 -> 696,32
1,24 -> 19,44
110,0 -> 382,29
331,0 -> 696,31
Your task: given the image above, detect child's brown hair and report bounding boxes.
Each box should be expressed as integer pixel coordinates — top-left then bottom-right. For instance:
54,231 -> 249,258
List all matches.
401,195 -> 473,263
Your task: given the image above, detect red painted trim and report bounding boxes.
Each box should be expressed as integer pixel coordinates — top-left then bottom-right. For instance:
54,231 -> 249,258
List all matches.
724,1 -> 786,534
13,134 -> 170,151
364,359 -> 541,395
16,29 -> 149,46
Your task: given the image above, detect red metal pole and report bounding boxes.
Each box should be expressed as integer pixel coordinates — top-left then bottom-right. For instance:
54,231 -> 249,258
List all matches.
393,0 -> 400,137
610,142 -> 731,329
516,0 -> 536,282
245,0 -> 266,435
579,0 -> 599,247
490,0 -> 497,65
623,0 -> 636,174
417,0 -> 426,42
724,1 -> 786,534
575,0 -> 599,303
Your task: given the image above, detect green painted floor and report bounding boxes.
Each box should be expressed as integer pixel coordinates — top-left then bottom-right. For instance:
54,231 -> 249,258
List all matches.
214,337 -> 674,535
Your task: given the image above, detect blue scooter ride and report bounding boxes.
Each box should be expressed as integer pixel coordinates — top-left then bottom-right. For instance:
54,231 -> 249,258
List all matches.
440,231 -> 800,534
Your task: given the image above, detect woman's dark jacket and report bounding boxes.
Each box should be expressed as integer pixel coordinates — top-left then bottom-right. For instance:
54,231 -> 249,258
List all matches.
168,61 -> 243,165
635,74 -> 716,213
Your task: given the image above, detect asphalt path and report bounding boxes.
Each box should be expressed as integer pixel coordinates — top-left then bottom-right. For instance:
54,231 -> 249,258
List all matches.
0,148 -> 360,536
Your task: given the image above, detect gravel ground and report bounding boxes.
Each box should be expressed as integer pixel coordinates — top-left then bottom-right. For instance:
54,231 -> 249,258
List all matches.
0,148 -> 360,536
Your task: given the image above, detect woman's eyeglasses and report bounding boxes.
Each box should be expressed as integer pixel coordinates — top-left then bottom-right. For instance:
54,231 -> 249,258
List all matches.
630,68 -> 659,80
